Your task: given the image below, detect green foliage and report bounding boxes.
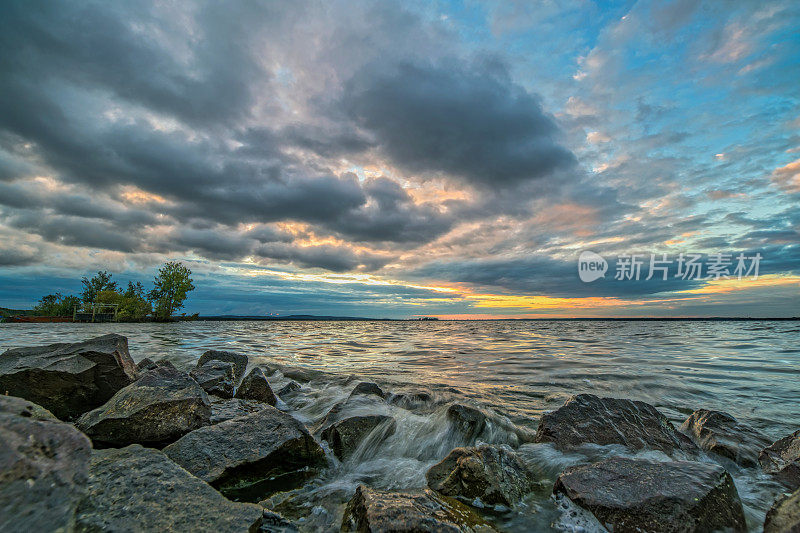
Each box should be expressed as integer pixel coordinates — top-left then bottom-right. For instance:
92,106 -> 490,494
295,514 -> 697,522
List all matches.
33,293 -> 80,317
148,261 -> 195,320
119,282 -> 152,321
80,270 -> 118,305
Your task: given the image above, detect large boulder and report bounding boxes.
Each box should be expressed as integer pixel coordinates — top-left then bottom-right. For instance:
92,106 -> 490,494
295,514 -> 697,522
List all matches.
76,445 -> 264,532
0,399 -> 92,533
761,430 -> 800,490
553,457 -> 747,533
235,367 -> 277,405
197,350 -> 248,383
164,406 -> 326,501
341,485 -> 494,532
75,365 -> 211,447
426,445 -> 536,507
209,396 -> 268,425
535,394 -> 698,455
190,360 -> 235,398
320,414 -> 396,461
0,334 -> 137,420
764,488 -> 800,533
349,381 -> 386,400
680,409 -> 772,467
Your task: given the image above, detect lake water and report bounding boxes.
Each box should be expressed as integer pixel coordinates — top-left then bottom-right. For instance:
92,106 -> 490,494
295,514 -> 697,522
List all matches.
2,319 -> 798,531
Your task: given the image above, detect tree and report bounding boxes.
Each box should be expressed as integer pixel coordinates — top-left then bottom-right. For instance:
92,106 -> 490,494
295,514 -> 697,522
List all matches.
148,262 -> 194,320
118,282 -> 151,321
80,271 -> 117,305
33,293 -> 80,316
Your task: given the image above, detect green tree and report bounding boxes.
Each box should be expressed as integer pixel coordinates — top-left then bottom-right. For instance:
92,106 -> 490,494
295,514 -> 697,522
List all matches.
148,262 -> 194,320
33,293 -> 80,316
80,271 -> 117,305
118,282 -> 151,321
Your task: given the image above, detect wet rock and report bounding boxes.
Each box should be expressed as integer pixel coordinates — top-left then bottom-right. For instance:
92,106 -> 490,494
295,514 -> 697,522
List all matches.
190,360 -> 235,398
136,357 -> 158,372
259,510 -> 299,533
76,445 -> 263,532
320,414 -> 396,461
341,485 -> 495,532
198,349 -> 248,383
277,380 -> 301,398
426,445 -> 536,507
761,430 -> 800,490
680,409 -> 771,467
0,402 -> 92,532
0,334 -> 137,420
76,365 -> 211,447
164,406 -> 326,501
535,394 -> 698,455
553,457 -> 746,533
209,396 -> 268,425
447,403 -> 487,441
764,487 -> 800,533
389,391 -> 433,409
0,394 -> 57,420
235,367 -> 277,405
349,381 -> 385,399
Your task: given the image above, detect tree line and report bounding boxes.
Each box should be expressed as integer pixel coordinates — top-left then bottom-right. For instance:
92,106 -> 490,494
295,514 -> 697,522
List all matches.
34,261 -> 195,321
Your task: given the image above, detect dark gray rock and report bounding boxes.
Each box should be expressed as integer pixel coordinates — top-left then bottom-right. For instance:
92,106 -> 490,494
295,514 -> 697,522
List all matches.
447,403 -> 487,441
764,487 -> 800,533
259,510 -> 299,533
1,403 -> 92,533
0,334 -> 137,420
389,391 -> 433,409
680,409 -> 772,467
198,350 -> 248,383
426,445 -> 536,507
235,367 -> 277,405
75,365 -> 211,447
136,357 -> 158,372
553,457 -> 746,533
535,394 -> 698,455
341,485 -> 494,532
209,396 -> 268,425
164,406 -> 326,501
349,381 -> 385,399
76,445 -> 264,532
277,380 -> 301,398
0,394 -> 57,420
190,360 -> 235,398
761,430 -> 800,490
320,415 -> 396,461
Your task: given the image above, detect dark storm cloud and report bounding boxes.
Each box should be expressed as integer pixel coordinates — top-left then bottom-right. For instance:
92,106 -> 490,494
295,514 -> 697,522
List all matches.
254,243 -> 389,272
4,213 -> 140,253
341,59 -> 576,187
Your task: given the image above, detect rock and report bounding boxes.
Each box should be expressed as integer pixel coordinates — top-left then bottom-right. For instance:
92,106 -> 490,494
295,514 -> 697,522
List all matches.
0,334 -> 137,420
259,510 -> 299,533
341,485 -> 494,532
680,409 -> 772,467
198,349 -> 248,382
320,415 -> 396,461
0,402 -> 92,533
277,380 -> 301,398
535,394 -> 698,455
426,445 -> 536,507
75,365 -> 211,447
764,488 -> 800,533
761,431 -> 800,490
389,391 -> 432,409
349,381 -> 385,399
136,357 -> 158,372
553,457 -> 746,533
447,403 -> 487,441
190,360 -> 235,398
209,396 -> 268,425
0,394 -> 57,420
76,445 -> 264,532
235,367 -> 277,405
164,406 -> 326,501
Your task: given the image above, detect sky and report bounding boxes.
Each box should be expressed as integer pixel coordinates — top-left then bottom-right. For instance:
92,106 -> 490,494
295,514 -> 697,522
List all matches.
0,0 -> 798,318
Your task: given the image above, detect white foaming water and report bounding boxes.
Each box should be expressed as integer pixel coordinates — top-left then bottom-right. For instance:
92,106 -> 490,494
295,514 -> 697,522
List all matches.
1,319 -> 798,531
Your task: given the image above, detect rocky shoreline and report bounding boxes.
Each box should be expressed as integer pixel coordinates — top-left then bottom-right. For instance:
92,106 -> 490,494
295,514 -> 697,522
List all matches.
1,334 -> 798,532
